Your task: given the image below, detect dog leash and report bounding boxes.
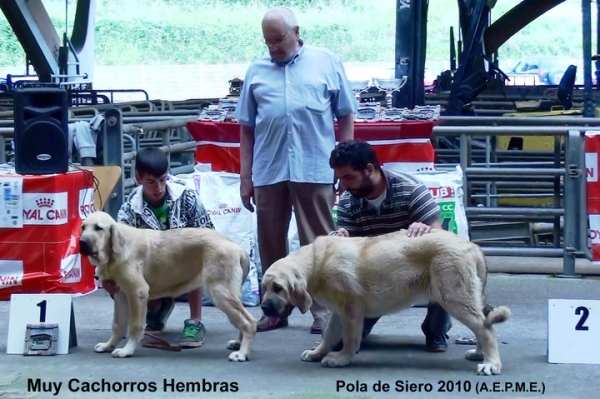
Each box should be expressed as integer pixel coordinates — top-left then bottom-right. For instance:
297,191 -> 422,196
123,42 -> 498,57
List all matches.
143,332 -> 182,352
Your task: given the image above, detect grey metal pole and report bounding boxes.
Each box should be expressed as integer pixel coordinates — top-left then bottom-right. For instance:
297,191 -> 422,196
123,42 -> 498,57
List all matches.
0,135 -> 6,164
440,116 -> 600,125
465,167 -> 565,176
435,126 -> 600,136
556,131 -> 583,278
170,165 -> 195,175
121,117 -> 197,132
393,0 -> 418,108
553,135 -> 562,248
466,207 -> 563,217
482,247 -> 564,257
103,108 -> 125,219
459,133 -> 469,209
0,128 -> 14,137
597,0 -> 600,101
582,0 -> 594,117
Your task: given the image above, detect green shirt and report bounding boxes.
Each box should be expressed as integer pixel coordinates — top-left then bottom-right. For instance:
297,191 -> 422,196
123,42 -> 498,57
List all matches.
146,198 -> 169,230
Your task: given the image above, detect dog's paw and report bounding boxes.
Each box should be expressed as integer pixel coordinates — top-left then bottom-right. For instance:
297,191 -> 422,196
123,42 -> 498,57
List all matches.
228,351 -> 248,362
94,342 -> 115,353
301,349 -> 324,362
111,348 -> 134,358
465,349 -> 484,361
227,340 -> 241,351
477,362 -> 502,375
321,352 -> 352,368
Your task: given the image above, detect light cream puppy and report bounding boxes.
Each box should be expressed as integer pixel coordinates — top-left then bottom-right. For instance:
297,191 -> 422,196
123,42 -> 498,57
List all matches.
261,229 -> 510,375
79,211 -> 256,361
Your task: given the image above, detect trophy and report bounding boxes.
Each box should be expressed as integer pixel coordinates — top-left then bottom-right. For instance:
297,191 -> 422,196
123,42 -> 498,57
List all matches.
372,76 -> 408,107
357,86 -> 387,106
228,78 -> 244,97
349,80 -> 370,102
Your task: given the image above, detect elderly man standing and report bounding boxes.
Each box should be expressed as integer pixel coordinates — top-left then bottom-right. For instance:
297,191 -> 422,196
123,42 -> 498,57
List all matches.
235,6 -> 357,334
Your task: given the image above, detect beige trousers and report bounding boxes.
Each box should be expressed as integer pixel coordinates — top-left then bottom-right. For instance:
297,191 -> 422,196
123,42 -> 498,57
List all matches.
255,181 -> 335,320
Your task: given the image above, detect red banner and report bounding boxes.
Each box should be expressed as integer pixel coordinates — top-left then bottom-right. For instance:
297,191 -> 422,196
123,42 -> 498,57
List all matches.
0,170 -> 97,300
585,132 -> 600,261
187,121 -> 436,174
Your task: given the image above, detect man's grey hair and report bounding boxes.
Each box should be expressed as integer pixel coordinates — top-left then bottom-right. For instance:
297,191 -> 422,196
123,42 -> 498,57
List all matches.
263,6 -> 298,31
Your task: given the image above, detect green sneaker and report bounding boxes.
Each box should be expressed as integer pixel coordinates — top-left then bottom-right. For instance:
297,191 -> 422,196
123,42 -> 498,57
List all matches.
145,297 -> 175,333
179,319 -> 206,349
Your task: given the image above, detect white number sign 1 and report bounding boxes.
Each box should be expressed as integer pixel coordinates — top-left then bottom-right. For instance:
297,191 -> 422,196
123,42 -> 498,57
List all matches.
7,294 -> 77,355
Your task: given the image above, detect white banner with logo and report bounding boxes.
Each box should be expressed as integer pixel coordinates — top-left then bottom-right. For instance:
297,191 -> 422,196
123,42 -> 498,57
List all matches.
383,165 -> 470,239
589,215 -> 600,244
585,131 -> 600,262
585,152 -> 598,183
173,171 -> 261,307
0,260 -> 24,289
23,192 -> 69,226
78,188 -> 96,220
60,253 -> 83,284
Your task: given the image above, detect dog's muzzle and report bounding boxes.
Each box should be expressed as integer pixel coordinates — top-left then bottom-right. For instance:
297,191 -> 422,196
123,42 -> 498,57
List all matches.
79,238 -> 96,257
261,299 -> 294,317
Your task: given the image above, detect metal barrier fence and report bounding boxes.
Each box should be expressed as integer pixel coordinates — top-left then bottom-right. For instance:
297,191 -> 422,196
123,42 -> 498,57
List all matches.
0,101 -> 597,276
425,86 -> 590,117
433,118 -> 600,276
104,109 -> 598,276
101,108 -> 199,217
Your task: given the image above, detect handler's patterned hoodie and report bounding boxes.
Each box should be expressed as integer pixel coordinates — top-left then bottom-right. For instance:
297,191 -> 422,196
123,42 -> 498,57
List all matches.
117,179 -> 214,231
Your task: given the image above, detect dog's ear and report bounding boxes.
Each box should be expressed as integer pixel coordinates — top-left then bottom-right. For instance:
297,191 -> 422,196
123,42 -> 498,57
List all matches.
110,223 -> 127,259
291,280 -> 312,314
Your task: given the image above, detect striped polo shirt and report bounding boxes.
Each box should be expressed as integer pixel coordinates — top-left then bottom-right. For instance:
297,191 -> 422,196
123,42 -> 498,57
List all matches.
336,170 -> 440,237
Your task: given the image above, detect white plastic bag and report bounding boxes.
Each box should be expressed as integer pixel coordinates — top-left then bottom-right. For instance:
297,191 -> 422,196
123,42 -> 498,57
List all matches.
287,211 -> 301,253
383,165 -> 470,239
253,208 -> 302,267
172,171 -> 261,307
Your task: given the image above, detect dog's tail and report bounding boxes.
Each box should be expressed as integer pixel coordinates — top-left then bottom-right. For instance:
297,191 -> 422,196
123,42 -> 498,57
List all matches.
475,245 -> 511,327
483,304 -> 511,327
240,249 -> 250,280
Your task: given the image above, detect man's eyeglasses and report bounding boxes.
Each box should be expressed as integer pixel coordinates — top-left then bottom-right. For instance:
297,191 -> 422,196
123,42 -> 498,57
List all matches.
264,30 -> 293,48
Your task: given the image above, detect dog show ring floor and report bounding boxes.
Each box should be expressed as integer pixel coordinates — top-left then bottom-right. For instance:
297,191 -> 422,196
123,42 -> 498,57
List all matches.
0,256 -> 598,399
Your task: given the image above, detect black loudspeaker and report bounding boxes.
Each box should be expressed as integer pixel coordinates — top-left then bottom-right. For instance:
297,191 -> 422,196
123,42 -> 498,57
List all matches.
14,88 -> 69,175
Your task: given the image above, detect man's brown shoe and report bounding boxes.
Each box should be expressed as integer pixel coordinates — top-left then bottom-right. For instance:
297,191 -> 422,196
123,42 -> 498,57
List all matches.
256,315 -> 288,332
310,317 -> 327,335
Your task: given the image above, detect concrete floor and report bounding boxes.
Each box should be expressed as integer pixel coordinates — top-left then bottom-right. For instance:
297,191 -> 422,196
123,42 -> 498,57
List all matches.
0,256 -> 599,399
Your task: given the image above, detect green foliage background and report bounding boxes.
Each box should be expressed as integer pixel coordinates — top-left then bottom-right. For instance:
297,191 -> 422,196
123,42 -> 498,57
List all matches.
0,0 -> 587,67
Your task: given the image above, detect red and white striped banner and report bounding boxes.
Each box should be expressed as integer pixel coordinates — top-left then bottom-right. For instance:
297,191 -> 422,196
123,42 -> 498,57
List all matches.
585,132 -> 600,261
187,121 -> 436,174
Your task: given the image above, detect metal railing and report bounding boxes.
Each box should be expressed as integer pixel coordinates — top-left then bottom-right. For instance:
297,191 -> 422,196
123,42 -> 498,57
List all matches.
433,121 -> 596,276
0,100 -> 597,276
101,109 -> 200,216
103,110 -> 597,276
